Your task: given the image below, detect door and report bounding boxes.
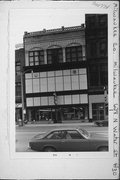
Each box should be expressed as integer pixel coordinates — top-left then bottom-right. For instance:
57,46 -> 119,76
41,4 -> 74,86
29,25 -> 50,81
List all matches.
61,130 -> 90,151
92,103 -> 104,120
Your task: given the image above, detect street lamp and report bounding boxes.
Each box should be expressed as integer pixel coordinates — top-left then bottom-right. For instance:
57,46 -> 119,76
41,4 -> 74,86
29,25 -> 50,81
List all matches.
103,86 -> 108,120
21,69 -> 33,126
53,92 -> 58,123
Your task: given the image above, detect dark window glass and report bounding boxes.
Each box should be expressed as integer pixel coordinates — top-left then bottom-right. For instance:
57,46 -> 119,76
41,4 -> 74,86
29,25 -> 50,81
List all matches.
99,40 -> 107,56
16,62 -> 21,75
16,83 -> 21,97
67,130 -> 83,139
100,65 -> 108,86
89,66 -> 99,86
89,65 -> 108,87
66,46 -> 82,62
47,48 -> 63,64
99,15 -> 107,26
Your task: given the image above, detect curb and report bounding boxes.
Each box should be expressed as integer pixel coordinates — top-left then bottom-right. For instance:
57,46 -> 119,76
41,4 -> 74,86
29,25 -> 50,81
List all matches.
16,122 -> 94,127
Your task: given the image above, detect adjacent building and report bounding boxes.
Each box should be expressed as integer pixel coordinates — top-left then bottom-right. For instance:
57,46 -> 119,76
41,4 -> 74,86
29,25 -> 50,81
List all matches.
15,45 -> 25,122
85,14 -> 108,121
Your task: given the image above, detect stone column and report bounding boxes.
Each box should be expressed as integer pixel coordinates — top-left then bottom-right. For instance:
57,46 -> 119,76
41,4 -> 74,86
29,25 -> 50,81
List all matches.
82,45 -> 86,61
63,47 -> 66,62
44,49 -> 47,64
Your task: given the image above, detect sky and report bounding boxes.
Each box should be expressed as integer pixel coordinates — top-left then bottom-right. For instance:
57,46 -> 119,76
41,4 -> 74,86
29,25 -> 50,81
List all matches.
9,9 -> 85,47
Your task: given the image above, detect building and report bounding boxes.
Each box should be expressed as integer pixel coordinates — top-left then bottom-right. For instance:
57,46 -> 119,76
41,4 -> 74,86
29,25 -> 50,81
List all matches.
23,25 -> 88,122
85,14 -> 108,121
15,46 -> 25,122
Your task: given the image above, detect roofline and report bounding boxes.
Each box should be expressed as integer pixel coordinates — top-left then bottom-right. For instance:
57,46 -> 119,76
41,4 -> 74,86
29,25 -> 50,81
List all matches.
24,24 -> 85,38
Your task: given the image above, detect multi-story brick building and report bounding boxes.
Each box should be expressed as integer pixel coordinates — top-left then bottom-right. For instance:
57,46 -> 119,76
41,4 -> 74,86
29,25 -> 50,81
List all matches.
85,14 -> 108,121
23,25 -> 88,122
15,45 -> 25,122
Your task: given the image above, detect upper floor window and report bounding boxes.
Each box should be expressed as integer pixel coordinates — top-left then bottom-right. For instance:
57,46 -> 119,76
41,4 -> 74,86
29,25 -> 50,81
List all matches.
98,15 -> 107,27
66,46 -> 82,62
29,50 -> 44,66
16,62 -> 21,75
47,48 -> 63,64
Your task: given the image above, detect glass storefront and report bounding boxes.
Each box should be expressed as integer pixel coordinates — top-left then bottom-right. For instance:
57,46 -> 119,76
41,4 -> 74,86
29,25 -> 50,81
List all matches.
26,105 -> 88,122
92,103 -> 107,120
25,68 -> 87,94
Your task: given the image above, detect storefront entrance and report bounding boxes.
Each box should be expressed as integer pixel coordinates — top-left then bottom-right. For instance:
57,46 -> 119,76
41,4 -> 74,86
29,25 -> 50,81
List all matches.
92,103 -> 105,120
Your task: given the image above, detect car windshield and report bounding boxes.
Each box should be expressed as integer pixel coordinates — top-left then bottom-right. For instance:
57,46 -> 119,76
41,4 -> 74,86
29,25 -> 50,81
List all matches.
78,128 -> 90,139
34,132 -> 47,139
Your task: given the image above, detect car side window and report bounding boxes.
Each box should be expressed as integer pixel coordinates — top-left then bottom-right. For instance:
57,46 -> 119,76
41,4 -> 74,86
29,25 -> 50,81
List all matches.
46,131 -> 63,139
67,130 -> 83,139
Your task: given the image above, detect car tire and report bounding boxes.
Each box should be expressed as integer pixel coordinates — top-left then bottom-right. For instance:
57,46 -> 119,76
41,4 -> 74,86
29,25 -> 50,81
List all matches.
98,146 -> 108,151
43,147 -> 56,152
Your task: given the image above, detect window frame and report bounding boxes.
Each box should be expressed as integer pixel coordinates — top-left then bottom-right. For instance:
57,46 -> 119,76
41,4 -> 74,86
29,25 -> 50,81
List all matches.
47,48 -> 63,64
28,50 -> 44,66
65,46 -> 83,62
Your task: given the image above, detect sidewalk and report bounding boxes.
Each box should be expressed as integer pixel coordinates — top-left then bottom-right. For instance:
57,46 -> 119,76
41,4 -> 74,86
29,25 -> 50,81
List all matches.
17,120 -> 94,127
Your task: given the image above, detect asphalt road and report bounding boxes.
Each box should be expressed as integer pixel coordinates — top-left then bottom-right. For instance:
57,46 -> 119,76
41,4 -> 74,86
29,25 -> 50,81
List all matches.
16,123 -> 108,152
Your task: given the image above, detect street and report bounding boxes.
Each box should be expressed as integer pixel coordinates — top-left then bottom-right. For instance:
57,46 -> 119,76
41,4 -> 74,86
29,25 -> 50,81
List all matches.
16,123 -> 108,152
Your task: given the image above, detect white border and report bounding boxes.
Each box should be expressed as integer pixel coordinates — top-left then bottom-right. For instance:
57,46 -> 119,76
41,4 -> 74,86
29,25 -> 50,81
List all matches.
0,1 -> 119,179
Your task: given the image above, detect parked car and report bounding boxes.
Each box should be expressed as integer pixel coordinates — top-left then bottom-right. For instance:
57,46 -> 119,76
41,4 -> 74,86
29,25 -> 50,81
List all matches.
94,120 -> 108,127
29,128 -> 108,152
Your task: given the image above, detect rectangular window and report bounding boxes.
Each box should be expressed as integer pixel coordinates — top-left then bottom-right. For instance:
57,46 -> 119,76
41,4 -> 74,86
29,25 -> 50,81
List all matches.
71,75 -> 79,90
79,75 -> 87,89
26,98 -> 33,107
41,97 -> 48,105
64,76 -> 71,90
56,76 -> 63,91
47,48 -> 63,64
48,77 -> 55,92
99,40 -> 107,56
33,79 -> 39,93
16,62 -> 21,75
57,96 -> 64,105
48,96 -> 54,105
66,46 -> 82,62
64,95 -> 71,104
16,83 -> 21,97
89,66 -> 99,87
34,97 -> 40,106
80,94 -> 88,104
72,94 -> 80,104
25,73 -> 32,79
40,78 -> 47,92
25,79 -> 32,93
100,65 -> 108,86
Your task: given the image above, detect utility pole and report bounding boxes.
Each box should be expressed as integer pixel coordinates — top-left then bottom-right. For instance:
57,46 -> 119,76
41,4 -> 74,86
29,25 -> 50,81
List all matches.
53,92 -> 57,123
21,69 -> 33,126
104,86 -> 108,120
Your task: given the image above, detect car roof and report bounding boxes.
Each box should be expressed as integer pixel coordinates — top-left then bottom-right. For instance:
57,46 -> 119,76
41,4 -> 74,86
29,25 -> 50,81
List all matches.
48,127 -> 82,132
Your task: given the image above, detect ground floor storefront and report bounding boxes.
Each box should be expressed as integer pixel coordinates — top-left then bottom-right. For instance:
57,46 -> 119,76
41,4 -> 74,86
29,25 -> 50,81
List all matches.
26,105 -> 88,123
16,95 -> 108,123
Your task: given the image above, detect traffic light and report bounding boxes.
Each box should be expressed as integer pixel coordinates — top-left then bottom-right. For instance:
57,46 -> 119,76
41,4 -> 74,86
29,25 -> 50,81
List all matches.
53,92 -> 57,105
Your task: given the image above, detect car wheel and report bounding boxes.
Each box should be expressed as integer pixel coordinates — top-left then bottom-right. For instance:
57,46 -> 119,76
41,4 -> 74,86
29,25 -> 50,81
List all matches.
44,147 -> 56,152
98,146 -> 108,151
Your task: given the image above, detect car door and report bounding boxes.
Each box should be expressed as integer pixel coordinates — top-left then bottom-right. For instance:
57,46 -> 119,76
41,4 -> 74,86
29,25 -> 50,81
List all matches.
44,130 -> 64,151
61,130 -> 90,151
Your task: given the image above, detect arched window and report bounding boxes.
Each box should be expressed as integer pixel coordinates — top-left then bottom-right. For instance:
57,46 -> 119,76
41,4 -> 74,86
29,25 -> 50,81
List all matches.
47,45 -> 63,64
